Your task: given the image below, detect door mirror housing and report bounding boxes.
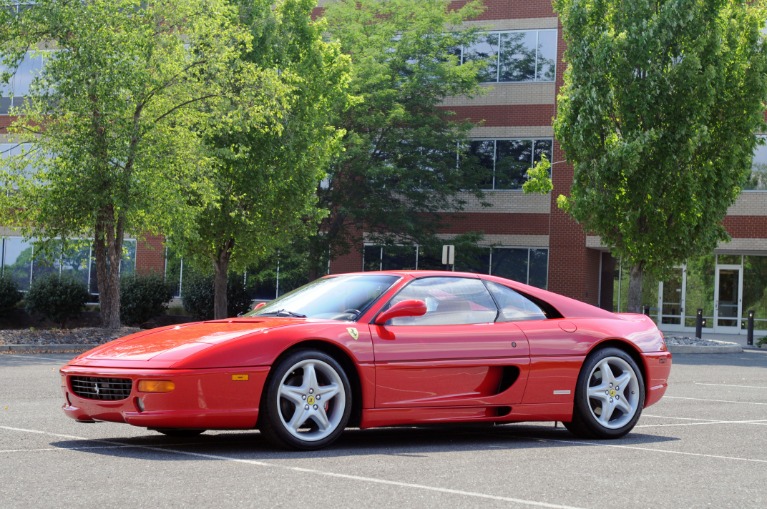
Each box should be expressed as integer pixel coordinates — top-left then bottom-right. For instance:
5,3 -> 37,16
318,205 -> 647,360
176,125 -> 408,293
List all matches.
374,299 -> 427,325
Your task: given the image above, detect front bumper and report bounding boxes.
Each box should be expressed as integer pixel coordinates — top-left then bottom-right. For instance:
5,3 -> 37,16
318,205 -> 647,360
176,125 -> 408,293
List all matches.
61,365 -> 270,430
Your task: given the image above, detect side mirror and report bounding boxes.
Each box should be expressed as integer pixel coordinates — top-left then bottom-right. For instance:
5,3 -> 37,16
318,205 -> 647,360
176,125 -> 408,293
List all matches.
374,299 -> 427,325
252,302 -> 267,311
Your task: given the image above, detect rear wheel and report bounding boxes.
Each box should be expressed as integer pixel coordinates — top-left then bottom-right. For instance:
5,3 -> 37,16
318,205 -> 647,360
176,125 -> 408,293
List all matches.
259,349 -> 351,450
565,347 -> 645,439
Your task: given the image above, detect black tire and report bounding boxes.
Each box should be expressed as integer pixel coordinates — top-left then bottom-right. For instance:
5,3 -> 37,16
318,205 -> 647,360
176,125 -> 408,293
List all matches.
153,428 -> 205,437
565,347 -> 645,439
259,349 -> 351,450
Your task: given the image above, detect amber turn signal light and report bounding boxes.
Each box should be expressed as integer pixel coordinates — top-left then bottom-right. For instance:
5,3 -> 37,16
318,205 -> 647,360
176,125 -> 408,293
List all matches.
137,380 -> 175,393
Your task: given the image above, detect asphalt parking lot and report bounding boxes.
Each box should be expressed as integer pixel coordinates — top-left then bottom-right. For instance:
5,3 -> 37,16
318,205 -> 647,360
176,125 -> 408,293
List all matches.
1,350 -> 766,508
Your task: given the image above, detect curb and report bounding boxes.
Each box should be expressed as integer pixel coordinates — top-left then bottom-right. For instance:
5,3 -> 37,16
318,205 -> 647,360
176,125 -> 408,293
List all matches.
667,341 -> 743,354
1,344 -> 98,354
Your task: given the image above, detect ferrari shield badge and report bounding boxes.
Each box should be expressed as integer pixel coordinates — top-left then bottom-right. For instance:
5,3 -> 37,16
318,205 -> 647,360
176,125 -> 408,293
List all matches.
347,327 -> 359,341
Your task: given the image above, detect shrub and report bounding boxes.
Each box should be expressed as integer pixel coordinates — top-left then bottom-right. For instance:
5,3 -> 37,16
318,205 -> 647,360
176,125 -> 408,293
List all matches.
25,274 -> 90,328
182,272 -> 251,320
0,274 -> 22,318
120,273 -> 175,326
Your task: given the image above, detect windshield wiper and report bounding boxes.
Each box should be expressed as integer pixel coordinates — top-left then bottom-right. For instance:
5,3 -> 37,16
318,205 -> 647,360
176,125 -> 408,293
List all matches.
260,309 -> 307,318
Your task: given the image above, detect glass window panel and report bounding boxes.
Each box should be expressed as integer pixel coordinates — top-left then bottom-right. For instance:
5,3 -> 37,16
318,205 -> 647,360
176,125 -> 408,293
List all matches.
746,135 -> 767,190
486,280 -> 546,321
416,244 -> 444,270
534,139 -> 553,164
499,31 -> 537,82
2,237 -> 32,291
463,32 -> 499,83
454,245 -> 490,273
382,245 -> 417,270
30,240 -> 59,282
661,268 -> 683,325
536,30 -> 557,81
717,254 -> 742,265
495,139 -> 532,189
468,140 -> 495,189
1,52 -> 43,97
120,239 -> 137,276
59,241 -> 91,287
743,256 -> 767,328
363,245 -> 382,272
164,247 -> 183,298
389,277 -> 498,325
491,248 -> 528,282
528,249 -> 548,288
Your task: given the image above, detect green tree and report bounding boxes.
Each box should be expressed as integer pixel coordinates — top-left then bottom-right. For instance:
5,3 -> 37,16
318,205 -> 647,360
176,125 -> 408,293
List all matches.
0,0 -> 250,328
172,0 -> 351,319
310,0 -> 487,275
552,0 -> 767,311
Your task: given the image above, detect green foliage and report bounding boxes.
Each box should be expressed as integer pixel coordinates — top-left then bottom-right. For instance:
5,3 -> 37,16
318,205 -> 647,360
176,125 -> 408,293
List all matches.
522,154 -> 554,195
119,273 -> 175,326
757,336 -> 767,348
553,0 -> 767,277
169,0 -> 353,318
0,0 -> 249,327
553,0 -> 767,309
314,0 -> 487,262
0,274 -> 21,318
182,272 -> 251,320
24,274 -> 90,328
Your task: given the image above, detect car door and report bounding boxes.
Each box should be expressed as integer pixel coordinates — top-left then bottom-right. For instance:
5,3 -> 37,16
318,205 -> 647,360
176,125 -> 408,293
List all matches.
370,276 -> 530,408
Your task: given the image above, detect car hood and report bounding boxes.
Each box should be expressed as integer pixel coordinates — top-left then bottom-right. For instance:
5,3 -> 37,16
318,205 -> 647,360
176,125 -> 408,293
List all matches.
67,318 -> 329,369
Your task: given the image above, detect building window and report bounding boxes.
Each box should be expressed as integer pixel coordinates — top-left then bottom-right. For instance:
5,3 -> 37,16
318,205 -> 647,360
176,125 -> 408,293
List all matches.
363,244 -> 548,288
459,30 -> 556,83
0,237 -> 136,295
468,138 -> 552,190
0,51 -> 45,114
747,135 -> 767,190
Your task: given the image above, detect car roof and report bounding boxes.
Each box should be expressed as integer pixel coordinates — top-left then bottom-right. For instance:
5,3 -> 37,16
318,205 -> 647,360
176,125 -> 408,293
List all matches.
327,270 -> 616,319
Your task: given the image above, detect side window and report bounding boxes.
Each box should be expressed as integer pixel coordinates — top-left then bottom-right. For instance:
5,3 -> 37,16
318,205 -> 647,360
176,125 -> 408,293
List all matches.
485,281 -> 547,321
387,277 -> 498,326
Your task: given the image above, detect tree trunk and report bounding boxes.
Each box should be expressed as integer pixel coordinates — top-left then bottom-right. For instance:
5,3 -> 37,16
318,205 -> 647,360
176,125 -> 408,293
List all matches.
627,262 -> 644,314
94,206 -> 124,329
213,239 -> 234,319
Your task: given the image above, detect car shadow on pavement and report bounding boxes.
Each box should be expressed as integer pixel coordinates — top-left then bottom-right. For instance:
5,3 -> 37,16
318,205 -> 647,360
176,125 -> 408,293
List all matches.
48,422 -> 678,460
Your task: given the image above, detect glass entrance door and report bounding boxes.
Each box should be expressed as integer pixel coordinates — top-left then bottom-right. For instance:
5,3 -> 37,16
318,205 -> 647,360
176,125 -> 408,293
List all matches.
659,267 -> 685,329
714,265 -> 742,332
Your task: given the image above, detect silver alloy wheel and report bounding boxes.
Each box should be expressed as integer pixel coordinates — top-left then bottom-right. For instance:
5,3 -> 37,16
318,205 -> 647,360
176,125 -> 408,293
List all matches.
585,356 -> 640,430
276,358 -> 346,442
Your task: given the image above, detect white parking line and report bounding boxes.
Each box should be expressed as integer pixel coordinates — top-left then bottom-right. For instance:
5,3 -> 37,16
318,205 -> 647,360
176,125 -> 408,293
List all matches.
1,354 -> 66,362
538,437 -> 767,463
694,382 -> 767,389
636,419 -> 767,428
665,396 -> 767,405
0,425 -> 584,509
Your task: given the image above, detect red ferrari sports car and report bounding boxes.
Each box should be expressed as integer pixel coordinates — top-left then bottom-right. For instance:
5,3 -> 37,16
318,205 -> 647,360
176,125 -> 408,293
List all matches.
61,271 -> 671,450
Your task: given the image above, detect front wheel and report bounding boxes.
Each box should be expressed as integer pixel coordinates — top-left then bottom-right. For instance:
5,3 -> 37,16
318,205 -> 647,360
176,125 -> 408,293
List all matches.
565,347 -> 645,439
259,350 -> 351,450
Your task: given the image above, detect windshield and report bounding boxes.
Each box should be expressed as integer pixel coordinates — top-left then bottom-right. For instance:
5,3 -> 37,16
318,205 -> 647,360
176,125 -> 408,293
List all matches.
246,274 -> 400,321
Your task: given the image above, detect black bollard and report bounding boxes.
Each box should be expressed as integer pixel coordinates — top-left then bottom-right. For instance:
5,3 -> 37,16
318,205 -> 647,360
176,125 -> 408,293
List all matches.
695,308 -> 703,339
747,310 -> 754,346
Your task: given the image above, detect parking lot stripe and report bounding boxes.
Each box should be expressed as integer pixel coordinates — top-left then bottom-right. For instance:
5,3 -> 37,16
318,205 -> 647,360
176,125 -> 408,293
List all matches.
665,396 -> 767,406
0,425 -> 586,509
539,438 -> 767,464
694,382 -> 767,389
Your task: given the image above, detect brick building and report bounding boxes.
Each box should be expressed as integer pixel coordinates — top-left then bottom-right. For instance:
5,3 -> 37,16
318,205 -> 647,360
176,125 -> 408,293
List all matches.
3,0 -> 767,335
321,0 -> 767,336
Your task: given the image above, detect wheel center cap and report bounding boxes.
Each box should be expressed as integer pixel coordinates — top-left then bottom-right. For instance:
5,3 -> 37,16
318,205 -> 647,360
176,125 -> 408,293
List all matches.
609,389 -> 617,398
307,395 -> 316,405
